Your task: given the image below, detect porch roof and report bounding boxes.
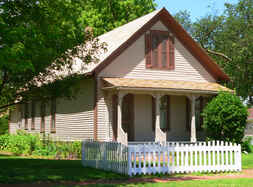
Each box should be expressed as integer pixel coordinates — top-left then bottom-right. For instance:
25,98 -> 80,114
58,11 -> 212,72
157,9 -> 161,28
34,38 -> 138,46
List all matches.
102,78 -> 232,94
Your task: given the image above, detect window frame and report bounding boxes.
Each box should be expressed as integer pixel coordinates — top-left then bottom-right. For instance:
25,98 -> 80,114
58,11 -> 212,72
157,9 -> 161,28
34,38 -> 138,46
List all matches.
145,30 -> 175,70
50,98 -> 56,133
152,95 -> 170,132
40,102 -> 46,133
31,101 -> 36,130
24,103 -> 29,130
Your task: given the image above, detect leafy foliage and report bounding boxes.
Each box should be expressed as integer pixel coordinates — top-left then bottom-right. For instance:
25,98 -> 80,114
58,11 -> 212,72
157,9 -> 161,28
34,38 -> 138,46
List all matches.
174,0 -> 253,104
0,130 -> 81,159
80,0 -> 156,37
242,136 -> 253,153
0,114 -> 8,135
173,10 -> 193,34
202,92 -> 248,144
0,0 -> 156,111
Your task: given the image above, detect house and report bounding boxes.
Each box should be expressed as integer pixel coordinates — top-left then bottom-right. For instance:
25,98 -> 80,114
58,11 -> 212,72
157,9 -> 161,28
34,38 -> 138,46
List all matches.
9,8 -> 231,144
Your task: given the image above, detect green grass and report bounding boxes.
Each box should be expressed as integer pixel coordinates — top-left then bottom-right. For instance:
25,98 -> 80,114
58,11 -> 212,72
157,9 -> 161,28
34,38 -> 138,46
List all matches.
0,150 -> 252,184
54,178 -> 253,187
242,151 -> 253,169
0,154 -> 127,184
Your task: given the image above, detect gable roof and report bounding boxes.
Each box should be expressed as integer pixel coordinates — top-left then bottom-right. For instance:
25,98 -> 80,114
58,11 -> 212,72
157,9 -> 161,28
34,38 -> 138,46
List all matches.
84,8 -> 229,81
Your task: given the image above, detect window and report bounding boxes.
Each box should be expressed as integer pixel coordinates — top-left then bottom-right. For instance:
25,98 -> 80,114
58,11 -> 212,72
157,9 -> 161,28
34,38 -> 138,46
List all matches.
160,95 -> 170,131
152,95 -> 170,131
40,102 -> 45,133
186,96 -> 208,131
152,97 -> 156,131
50,98 -> 56,133
24,103 -> 29,130
195,97 -> 204,131
145,30 -> 175,70
31,101 -> 36,130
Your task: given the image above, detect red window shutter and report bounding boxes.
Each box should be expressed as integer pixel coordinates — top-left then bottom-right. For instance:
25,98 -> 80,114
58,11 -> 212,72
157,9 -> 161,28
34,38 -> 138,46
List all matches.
152,97 -> 156,131
166,95 -> 170,131
186,97 -> 191,131
168,37 -> 175,70
145,33 -> 152,68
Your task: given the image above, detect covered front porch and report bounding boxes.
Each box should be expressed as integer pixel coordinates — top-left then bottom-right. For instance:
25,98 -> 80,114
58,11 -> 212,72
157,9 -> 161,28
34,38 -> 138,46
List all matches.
102,78 -> 231,145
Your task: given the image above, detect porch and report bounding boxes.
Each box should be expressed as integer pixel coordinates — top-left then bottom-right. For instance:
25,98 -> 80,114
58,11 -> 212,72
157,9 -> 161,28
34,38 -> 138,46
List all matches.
102,78 -> 231,145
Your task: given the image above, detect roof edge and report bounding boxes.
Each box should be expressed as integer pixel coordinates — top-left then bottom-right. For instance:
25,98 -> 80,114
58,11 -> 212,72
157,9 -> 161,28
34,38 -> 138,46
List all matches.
92,8 -> 230,81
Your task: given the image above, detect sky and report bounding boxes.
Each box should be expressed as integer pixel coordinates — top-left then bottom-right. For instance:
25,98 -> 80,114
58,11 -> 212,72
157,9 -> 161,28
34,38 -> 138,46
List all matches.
155,0 -> 239,21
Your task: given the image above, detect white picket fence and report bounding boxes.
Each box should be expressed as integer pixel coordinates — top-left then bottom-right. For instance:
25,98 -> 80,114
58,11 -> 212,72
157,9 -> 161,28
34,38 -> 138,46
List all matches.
82,141 -> 128,174
82,141 -> 241,176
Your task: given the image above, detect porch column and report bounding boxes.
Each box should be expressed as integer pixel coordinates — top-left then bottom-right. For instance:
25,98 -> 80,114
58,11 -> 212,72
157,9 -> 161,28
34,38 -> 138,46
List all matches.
117,92 -> 128,145
189,95 -> 197,142
154,95 -> 166,143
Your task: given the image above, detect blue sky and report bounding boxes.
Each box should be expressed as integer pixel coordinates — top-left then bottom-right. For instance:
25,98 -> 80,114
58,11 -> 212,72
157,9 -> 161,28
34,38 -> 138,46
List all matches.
155,0 -> 239,21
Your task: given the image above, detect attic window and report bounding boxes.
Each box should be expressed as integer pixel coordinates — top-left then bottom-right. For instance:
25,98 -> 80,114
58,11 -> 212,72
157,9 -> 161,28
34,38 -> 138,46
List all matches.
145,30 -> 175,70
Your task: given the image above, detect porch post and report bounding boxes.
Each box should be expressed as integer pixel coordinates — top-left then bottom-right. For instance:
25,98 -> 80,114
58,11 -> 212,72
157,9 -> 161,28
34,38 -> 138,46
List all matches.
117,92 -> 128,145
190,95 -> 197,143
154,95 -> 166,143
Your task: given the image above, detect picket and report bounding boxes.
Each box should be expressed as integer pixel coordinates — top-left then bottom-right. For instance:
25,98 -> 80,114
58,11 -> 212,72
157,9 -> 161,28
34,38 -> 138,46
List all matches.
82,140 -> 241,176
127,141 -> 241,176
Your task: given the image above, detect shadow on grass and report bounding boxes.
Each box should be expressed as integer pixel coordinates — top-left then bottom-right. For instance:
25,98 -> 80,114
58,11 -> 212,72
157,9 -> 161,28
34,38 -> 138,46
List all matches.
0,155 -> 128,184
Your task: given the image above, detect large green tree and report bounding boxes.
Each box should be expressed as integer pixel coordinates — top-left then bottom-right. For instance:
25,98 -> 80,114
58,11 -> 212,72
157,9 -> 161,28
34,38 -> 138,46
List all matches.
0,0 -> 156,111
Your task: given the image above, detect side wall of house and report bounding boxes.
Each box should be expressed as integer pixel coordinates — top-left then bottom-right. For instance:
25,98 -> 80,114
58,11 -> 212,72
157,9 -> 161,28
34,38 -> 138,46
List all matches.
9,78 -> 95,141
96,21 -> 215,141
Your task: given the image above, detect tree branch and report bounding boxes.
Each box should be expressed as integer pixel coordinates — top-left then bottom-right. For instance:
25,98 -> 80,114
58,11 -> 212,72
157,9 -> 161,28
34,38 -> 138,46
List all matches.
0,102 -> 21,110
206,49 -> 232,61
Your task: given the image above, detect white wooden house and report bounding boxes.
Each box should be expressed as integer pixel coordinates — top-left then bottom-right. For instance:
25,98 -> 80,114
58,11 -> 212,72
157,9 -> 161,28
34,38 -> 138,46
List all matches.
9,8 -> 231,144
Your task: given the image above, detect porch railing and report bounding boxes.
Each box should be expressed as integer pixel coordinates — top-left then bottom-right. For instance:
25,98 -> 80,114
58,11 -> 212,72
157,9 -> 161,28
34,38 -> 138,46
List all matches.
82,140 -> 241,176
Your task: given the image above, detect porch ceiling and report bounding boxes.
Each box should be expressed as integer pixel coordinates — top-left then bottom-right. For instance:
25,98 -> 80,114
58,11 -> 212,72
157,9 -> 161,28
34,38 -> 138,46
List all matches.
102,78 -> 232,94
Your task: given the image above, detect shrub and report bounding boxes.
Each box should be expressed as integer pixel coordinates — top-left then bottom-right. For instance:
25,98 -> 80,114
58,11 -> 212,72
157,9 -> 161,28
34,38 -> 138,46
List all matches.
0,131 -> 82,159
202,92 -> 248,145
0,115 -> 8,135
242,137 -> 253,153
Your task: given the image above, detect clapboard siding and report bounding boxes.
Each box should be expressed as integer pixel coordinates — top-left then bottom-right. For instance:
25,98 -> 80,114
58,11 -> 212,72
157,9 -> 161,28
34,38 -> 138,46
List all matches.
99,21 -> 215,83
9,78 -> 95,141
96,78 -> 110,141
96,21 -> 216,142
9,108 -> 20,134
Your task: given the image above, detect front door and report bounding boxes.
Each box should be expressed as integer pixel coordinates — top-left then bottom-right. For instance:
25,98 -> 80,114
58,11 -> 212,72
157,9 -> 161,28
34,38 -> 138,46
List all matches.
122,94 -> 135,141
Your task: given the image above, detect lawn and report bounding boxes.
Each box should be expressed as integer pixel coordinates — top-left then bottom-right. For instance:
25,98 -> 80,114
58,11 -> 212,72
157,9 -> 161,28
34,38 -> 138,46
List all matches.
0,154 -> 127,184
0,151 -> 252,184
55,178 -> 253,187
242,151 -> 253,169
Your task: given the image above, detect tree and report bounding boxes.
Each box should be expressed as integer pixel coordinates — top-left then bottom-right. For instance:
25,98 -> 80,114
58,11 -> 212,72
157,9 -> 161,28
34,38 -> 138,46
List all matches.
191,0 -> 253,104
173,10 -> 193,35
0,0 -> 156,111
80,0 -> 156,36
202,92 -> 248,144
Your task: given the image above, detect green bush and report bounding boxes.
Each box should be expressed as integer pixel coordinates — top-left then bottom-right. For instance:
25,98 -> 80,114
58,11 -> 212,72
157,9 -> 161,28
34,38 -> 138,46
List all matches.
202,92 -> 248,145
0,115 -> 8,135
0,131 -> 82,159
242,137 -> 253,153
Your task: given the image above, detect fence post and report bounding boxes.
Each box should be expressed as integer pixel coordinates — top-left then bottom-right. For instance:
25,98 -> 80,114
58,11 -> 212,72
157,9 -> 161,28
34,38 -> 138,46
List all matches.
128,146 -> 132,176
238,143 -> 242,171
81,141 -> 85,167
